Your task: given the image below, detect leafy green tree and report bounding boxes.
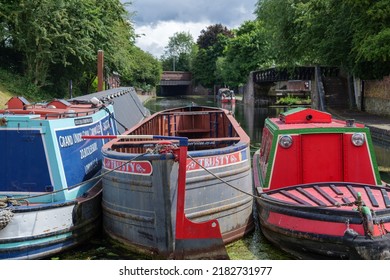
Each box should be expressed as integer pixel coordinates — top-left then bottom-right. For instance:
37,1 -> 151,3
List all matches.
122,46 -> 162,89
255,0 -> 302,67
255,0 -> 390,78
160,31 -> 195,71
192,24 -> 233,87
0,0 -> 161,96
346,0 -> 390,78
217,20 -> 270,86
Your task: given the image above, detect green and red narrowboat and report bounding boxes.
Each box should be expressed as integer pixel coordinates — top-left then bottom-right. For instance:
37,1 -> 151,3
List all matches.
253,107 -> 390,259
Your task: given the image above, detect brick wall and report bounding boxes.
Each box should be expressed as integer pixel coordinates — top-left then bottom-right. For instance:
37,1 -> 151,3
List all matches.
364,76 -> 390,117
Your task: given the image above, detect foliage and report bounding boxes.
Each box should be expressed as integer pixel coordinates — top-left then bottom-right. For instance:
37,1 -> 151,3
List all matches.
192,24 -> 233,87
196,24 -> 233,49
122,46 -> 162,88
217,20 -> 271,87
0,0 -> 161,98
160,32 -> 195,71
255,0 -> 390,79
276,94 -> 311,105
0,68 -> 52,102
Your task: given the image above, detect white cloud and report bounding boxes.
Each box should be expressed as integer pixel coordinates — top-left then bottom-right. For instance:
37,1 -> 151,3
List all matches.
135,20 -> 211,58
129,0 -> 257,58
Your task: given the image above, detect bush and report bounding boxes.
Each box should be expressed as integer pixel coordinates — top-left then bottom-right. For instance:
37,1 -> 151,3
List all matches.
0,68 -> 52,102
276,94 -> 311,105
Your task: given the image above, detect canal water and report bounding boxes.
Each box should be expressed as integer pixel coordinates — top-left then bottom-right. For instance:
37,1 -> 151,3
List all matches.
51,94 -> 390,260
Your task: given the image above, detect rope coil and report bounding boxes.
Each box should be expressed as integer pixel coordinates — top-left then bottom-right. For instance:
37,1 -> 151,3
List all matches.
0,209 -> 14,230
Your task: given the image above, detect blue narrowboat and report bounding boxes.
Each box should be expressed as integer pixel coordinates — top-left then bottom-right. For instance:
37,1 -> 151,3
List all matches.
0,92 -> 121,259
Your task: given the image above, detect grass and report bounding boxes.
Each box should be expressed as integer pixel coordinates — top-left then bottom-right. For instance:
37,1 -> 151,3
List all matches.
0,84 -> 12,109
0,68 -> 53,108
276,94 -> 311,106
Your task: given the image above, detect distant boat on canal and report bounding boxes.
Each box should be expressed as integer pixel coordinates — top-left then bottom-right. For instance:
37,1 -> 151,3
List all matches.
87,105 -> 254,259
217,88 -> 236,104
253,107 -> 390,259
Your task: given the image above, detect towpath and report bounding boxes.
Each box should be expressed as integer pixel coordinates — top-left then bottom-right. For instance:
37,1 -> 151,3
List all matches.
327,107 -> 390,146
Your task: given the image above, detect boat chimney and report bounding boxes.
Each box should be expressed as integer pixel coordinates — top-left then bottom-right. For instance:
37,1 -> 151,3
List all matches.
97,50 -> 104,92
346,119 -> 355,127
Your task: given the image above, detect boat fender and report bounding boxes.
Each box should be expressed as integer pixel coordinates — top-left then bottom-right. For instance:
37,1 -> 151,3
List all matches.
361,206 -> 374,237
0,209 -> 14,230
0,117 -> 6,126
343,228 -> 359,240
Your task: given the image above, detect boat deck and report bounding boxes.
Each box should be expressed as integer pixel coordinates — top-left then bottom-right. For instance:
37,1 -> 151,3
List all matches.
260,182 -> 390,211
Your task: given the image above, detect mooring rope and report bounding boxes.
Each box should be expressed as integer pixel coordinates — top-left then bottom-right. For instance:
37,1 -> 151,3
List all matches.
187,154 -> 260,199
187,153 -> 368,212
1,151 -> 152,206
0,209 -> 14,230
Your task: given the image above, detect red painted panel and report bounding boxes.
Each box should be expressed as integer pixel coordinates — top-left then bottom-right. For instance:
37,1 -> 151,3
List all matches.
343,134 -> 376,184
280,108 -> 332,124
267,212 -> 365,236
267,211 -> 387,237
302,134 -> 343,183
269,135 -> 301,189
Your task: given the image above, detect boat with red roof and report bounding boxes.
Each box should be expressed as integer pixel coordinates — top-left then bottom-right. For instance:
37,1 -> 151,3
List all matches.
253,107 -> 390,259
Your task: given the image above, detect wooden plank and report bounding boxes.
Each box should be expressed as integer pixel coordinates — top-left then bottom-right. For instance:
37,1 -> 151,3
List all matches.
346,185 -> 359,200
364,186 -> 379,207
297,187 -> 327,206
342,197 -> 352,204
280,190 -> 312,206
330,184 -> 344,195
313,185 -> 339,206
381,189 -> 390,208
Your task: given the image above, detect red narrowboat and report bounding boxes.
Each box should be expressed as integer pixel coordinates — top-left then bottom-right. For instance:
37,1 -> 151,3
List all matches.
253,107 -> 390,259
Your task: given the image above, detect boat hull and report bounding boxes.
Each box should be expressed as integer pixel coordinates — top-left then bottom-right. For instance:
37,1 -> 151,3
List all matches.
102,144 -> 254,258
259,221 -> 390,260
255,182 -> 390,260
0,183 -> 102,259
0,89 -> 144,259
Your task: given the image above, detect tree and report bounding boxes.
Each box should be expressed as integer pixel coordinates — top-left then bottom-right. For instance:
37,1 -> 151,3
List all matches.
160,32 -> 195,71
347,0 -> 390,78
217,20 -> 270,87
122,46 -> 162,90
255,0 -> 390,78
0,0 -> 159,96
192,24 -> 233,87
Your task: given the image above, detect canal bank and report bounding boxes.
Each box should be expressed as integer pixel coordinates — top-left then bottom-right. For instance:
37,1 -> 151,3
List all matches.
327,107 -> 390,146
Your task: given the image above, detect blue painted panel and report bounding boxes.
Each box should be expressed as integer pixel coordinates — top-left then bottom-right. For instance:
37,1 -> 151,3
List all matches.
0,130 -> 51,192
56,115 -> 115,188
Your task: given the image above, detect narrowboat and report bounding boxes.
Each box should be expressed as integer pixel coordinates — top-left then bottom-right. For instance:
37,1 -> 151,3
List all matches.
253,107 -> 390,259
93,105 -> 254,259
217,88 -> 236,104
0,92 -> 120,259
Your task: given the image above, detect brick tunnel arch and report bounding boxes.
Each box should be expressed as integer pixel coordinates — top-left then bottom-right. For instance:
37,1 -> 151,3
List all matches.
159,71 -> 192,96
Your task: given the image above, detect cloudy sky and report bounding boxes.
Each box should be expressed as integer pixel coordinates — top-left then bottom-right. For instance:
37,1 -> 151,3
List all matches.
127,0 -> 258,58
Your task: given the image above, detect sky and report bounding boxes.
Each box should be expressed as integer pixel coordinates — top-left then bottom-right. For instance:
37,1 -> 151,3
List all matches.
127,0 -> 258,58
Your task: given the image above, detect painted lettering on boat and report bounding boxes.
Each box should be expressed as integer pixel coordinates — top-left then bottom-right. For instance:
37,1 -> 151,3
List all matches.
58,123 -> 102,148
103,158 -> 153,175
84,158 -> 99,175
80,142 -> 98,159
186,150 -> 245,172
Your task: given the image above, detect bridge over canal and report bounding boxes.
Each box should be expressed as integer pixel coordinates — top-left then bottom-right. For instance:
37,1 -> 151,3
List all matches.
244,66 -> 353,111
159,71 -> 192,96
